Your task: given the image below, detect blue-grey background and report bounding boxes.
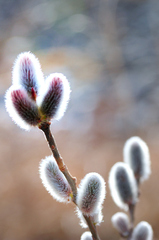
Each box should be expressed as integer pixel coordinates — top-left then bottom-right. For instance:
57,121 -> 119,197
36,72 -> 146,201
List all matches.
0,0 -> 159,239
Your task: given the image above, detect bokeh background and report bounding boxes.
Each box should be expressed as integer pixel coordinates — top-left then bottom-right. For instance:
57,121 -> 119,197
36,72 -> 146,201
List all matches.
0,0 -> 159,239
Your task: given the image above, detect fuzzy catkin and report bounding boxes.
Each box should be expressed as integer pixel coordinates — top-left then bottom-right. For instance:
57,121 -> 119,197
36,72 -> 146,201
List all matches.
123,136 -> 151,182
11,87 -> 40,125
109,162 -> 138,211
81,231 -> 93,240
131,221 -> 153,240
12,52 -> 44,96
39,156 -> 72,203
5,85 -> 33,130
111,212 -> 130,236
38,73 -> 71,121
76,173 -> 106,217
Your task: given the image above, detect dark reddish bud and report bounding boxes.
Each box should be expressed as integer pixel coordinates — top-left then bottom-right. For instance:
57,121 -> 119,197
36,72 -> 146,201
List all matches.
6,53 -> 71,130
5,85 -> 40,130
38,73 -> 70,120
11,88 -> 40,126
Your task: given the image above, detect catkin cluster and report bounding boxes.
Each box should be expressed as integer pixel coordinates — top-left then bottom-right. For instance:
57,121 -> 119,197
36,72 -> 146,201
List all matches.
5,52 -> 107,240
109,136 -> 153,240
5,52 -> 154,240
5,52 -> 70,130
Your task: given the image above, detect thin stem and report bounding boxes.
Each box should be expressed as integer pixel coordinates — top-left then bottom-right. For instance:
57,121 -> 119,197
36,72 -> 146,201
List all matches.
84,215 -> 101,240
39,122 -> 77,202
39,121 -> 101,240
129,203 -> 135,228
127,203 -> 136,240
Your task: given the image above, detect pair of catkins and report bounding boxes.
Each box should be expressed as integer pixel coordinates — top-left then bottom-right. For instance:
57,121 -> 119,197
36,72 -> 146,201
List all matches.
5,52 -> 153,240
81,136 -> 153,240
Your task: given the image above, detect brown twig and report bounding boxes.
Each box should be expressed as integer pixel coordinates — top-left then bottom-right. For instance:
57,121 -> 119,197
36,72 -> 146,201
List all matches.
84,215 -> 101,240
39,121 -> 101,240
127,203 -> 136,240
39,122 -> 77,202
129,203 -> 135,227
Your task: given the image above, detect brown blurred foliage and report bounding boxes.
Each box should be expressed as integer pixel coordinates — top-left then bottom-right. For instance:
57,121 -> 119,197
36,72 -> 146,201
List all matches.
0,0 -> 159,239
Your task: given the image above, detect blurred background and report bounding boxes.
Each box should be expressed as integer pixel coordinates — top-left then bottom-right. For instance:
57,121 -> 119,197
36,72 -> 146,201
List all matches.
0,0 -> 159,239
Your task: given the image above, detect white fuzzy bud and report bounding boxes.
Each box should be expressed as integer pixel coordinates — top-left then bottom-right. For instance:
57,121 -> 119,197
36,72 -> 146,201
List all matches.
111,212 -> 130,237
37,73 -> 70,121
131,221 -> 153,240
81,231 -> 93,240
123,137 -> 151,183
12,51 -> 44,96
39,155 -> 72,203
109,162 -> 138,211
5,85 -> 39,130
76,173 -> 106,217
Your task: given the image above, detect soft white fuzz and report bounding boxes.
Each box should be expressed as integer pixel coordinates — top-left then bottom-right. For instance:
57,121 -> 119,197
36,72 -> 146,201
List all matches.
6,52 -> 71,130
111,212 -> 130,236
37,73 -> 71,120
76,172 -> 106,217
76,206 -> 103,229
81,231 -> 93,240
53,73 -> 71,120
5,85 -> 31,130
92,206 -> 104,226
123,136 -> 151,182
131,221 -> 153,240
12,51 -> 44,92
109,162 -> 138,211
76,208 -> 88,228
39,155 -> 72,203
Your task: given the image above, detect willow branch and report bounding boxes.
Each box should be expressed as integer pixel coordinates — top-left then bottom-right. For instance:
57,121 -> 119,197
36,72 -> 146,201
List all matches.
39,122 -> 77,202
39,121 -> 101,240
